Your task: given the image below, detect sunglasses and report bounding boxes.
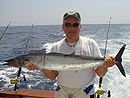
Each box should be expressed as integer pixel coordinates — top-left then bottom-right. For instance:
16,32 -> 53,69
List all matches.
64,22 -> 80,27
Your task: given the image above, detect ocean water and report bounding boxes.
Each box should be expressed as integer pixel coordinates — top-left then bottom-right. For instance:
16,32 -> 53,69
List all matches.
0,24 -> 130,98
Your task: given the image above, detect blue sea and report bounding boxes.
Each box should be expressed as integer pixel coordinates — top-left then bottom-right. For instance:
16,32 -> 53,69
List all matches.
0,24 -> 130,98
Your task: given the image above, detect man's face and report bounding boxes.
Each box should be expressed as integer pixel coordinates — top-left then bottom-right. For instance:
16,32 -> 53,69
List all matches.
62,16 -> 81,42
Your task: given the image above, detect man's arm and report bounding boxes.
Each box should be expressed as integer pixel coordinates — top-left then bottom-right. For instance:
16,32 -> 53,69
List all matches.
42,69 -> 58,80
95,56 -> 115,77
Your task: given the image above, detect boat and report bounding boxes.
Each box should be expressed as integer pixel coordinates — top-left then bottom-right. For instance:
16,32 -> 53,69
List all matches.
0,88 -> 55,98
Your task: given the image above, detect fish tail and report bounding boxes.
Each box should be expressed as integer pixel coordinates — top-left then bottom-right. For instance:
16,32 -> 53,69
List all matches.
115,44 -> 126,77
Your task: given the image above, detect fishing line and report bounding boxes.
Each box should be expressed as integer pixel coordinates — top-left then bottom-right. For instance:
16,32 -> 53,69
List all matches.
0,21 -> 11,40
97,17 -> 112,98
14,24 -> 33,91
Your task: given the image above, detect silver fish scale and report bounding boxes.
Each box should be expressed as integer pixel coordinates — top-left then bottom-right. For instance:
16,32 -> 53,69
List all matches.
37,54 -> 104,71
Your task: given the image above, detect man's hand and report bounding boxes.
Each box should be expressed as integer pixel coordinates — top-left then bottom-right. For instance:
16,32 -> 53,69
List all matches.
27,62 -> 39,70
27,62 -> 58,80
96,56 -> 116,77
104,56 -> 116,68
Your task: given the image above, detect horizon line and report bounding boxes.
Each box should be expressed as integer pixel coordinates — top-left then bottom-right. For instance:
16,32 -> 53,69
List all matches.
1,23 -> 130,27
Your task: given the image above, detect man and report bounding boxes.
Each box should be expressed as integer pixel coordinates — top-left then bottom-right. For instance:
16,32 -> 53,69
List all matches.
28,11 -> 115,98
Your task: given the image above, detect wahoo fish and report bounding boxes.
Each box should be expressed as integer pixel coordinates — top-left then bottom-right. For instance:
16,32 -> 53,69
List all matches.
3,44 -> 126,77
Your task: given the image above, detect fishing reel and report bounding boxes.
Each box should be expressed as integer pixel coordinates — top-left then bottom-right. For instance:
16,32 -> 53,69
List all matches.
96,87 -> 111,97
10,75 -> 26,85
10,78 -> 18,85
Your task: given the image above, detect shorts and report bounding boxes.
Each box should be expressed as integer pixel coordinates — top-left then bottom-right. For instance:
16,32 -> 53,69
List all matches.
54,85 -> 96,98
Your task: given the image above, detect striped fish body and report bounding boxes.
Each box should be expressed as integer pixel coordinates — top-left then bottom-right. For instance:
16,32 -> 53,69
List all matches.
39,53 -> 104,71
5,51 -> 104,71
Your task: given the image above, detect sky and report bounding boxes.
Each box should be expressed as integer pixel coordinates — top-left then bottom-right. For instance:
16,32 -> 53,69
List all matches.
0,0 -> 130,26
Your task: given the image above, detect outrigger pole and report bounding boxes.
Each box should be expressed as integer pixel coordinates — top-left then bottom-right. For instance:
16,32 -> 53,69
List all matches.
13,24 -> 33,91
97,17 -> 112,98
0,21 -> 11,40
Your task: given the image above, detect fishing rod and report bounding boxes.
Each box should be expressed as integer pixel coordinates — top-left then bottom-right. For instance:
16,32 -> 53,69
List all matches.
0,21 -> 11,40
11,24 -> 33,91
96,17 -> 112,98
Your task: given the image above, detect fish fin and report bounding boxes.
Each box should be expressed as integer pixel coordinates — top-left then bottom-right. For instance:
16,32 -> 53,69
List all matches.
115,44 -> 126,77
29,50 -> 45,54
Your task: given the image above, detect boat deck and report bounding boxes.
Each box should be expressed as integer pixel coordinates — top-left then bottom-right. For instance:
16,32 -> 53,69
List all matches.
0,88 -> 55,98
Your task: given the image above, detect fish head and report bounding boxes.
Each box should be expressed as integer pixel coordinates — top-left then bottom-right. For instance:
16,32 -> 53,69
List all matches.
4,56 -> 25,68
22,54 -> 37,64
23,53 -> 45,66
